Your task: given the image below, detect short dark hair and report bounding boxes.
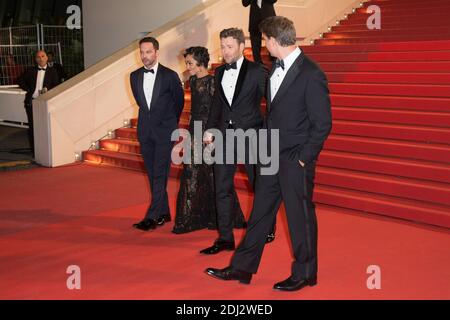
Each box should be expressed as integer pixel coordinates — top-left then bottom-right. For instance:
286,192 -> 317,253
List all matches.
219,28 -> 245,45
259,16 -> 297,47
139,36 -> 159,50
183,46 -> 210,68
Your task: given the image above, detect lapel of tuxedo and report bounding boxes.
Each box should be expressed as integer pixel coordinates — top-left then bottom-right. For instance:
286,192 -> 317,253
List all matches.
217,65 -> 231,109
266,62 -> 277,113
136,68 -> 148,109
43,68 -> 52,88
270,52 -> 304,110
31,68 -> 39,91
231,58 -> 249,108
150,64 -> 163,110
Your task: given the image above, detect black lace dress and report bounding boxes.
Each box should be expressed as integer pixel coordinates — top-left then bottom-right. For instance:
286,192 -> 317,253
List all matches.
173,75 -> 246,234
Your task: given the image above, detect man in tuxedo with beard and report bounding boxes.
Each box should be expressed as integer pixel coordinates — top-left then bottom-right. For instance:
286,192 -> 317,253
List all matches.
205,16 -> 332,291
200,28 -> 275,255
130,37 -> 185,231
242,0 -> 277,63
18,50 -> 61,158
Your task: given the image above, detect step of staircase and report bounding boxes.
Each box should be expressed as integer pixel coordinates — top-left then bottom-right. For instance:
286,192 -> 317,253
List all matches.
308,50 -> 450,62
323,28 -> 450,40
342,12 -> 450,23
321,61 -> 450,73
368,0 -> 450,7
318,150 -> 450,185
315,35 -> 450,46
330,94 -> 450,112
315,166 -> 450,206
326,72 -> 450,85
314,184 -> 450,228
331,120 -> 450,144
331,106 -> 450,127
324,135 -> 450,164
329,83 -> 450,98
332,21 -> 450,32
302,40 -> 450,54
356,5 -> 450,15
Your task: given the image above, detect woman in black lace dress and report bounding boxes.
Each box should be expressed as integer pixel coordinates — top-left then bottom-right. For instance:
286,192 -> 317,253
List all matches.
173,46 -> 246,234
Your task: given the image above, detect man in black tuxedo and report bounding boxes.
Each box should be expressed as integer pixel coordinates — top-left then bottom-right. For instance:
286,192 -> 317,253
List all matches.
130,37 -> 185,231
205,16 -> 332,291
200,28 -> 275,255
17,50 -> 61,157
47,52 -> 67,83
242,0 -> 277,63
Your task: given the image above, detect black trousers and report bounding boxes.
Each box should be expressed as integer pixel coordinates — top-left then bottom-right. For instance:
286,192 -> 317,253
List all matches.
214,160 -> 255,243
214,130 -> 276,243
250,31 -> 262,63
24,103 -> 34,156
231,160 -> 318,280
140,137 -> 173,220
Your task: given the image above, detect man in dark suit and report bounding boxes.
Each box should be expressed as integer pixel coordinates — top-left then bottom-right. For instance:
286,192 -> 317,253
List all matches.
242,0 -> 277,63
130,37 -> 185,231
17,50 -> 61,157
47,52 -> 67,83
200,28 -> 275,255
205,16 -> 332,291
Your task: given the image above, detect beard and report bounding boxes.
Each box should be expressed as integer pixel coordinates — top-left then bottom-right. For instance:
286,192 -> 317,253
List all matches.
142,58 -> 155,68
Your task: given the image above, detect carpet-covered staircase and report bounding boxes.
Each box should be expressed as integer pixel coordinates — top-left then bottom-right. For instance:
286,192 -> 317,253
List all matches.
84,0 -> 450,228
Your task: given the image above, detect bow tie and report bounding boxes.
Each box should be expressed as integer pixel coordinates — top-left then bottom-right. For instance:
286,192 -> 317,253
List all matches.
274,59 -> 285,70
144,68 -> 154,74
38,67 -> 46,71
225,62 -> 237,71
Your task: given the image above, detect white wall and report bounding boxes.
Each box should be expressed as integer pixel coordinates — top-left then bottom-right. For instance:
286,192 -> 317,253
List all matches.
82,0 -> 360,67
82,0 -> 203,67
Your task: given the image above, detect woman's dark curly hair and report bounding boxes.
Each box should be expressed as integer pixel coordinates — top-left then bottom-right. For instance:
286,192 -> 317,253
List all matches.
183,46 -> 210,68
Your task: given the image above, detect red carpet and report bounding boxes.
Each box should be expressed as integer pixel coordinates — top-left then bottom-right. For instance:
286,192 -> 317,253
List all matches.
83,0 -> 450,229
0,164 -> 449,299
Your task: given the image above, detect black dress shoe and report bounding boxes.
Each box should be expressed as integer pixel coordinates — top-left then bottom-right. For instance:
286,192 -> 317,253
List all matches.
132,219 -> 157,231
199,240 -> 235,255
156,213 -> 171,226
266,232 -> 275,243
273,276 -> 317,291
205,266 -> 252,284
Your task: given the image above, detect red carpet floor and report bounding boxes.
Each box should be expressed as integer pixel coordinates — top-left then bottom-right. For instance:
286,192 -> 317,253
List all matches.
0,164 -> 449,300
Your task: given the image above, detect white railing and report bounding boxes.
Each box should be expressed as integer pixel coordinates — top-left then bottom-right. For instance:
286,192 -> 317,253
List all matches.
0,24 -> 84,81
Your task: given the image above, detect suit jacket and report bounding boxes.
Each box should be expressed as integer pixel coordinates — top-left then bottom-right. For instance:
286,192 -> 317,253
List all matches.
130,64 -> 184,144
17,66 -> 61,106
265,51 -> 332,164
206,58 -> 266,133
242,0 -> 277,33
50,62 -> 67,82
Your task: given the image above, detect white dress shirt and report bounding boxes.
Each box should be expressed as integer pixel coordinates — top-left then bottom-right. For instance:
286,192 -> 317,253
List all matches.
257,0 -> 262,8
270,47 -> 302,101
32,65 -> 47,99
143,62 -> 159,110
221,56 -> 244,106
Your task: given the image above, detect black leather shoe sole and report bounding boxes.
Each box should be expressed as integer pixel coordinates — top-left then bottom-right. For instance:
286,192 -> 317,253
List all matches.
199,244 -> 235,255
133,220 -> 157,231
273,277 -> 317,291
